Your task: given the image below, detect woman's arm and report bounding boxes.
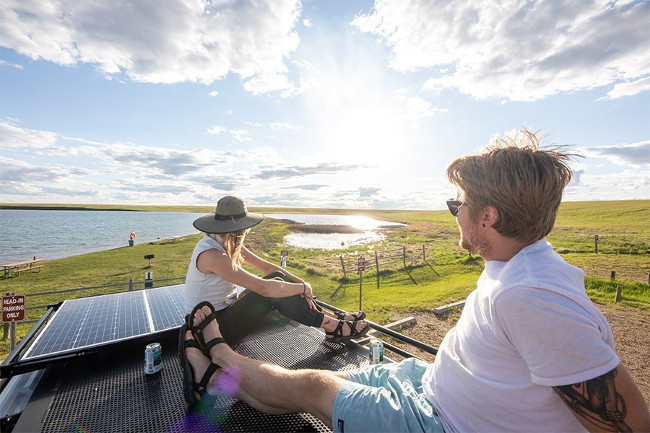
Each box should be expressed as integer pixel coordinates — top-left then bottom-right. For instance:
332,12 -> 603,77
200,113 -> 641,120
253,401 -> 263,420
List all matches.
196,247 -> 312,300
553,363 -> 649,432
241,246 -> 303,283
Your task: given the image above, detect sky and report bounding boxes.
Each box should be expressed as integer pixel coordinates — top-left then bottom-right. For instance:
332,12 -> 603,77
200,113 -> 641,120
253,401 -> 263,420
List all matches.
1,0 -> 649,210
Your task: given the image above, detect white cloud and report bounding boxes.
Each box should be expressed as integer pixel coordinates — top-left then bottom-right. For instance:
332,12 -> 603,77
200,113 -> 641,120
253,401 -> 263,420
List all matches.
353,0 -> 650,101
0,0 -> 302,93
0,121 -> 58,149
359,186 -> 380,197
565,169 -> 650,201
599,76 -> 650,101
0,59 -> 23,69
230,129 -> 252,142
269,122 -> 301,131
394,89 -> 445,120
208,90 -> 219,97
207,125 -> 227,135
582,140 -> 650,168
303,18 -> 312,28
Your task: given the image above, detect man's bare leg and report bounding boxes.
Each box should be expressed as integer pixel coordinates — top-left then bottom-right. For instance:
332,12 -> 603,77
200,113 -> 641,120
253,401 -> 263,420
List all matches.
192,305 -> 346,428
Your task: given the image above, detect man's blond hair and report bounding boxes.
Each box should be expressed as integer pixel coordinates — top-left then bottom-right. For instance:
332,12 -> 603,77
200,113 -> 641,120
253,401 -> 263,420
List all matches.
446,128 -> 580,244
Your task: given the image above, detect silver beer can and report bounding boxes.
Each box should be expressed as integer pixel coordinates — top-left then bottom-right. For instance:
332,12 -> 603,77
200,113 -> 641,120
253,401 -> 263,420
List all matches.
369,339 -> 384,364
144,342 -> 162,374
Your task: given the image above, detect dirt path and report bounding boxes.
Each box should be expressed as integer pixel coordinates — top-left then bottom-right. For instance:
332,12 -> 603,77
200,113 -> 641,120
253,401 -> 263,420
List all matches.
388,304 -> 650,406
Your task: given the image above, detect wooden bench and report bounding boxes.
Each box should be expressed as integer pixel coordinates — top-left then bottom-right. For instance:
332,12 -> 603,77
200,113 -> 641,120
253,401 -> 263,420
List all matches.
1,259 -> 46,277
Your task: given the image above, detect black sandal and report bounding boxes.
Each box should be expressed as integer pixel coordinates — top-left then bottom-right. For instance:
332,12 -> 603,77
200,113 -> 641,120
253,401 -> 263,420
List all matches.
178,323 -> 220,406
189,301 -> 228,356
335,311 -> 366,321
325,319 -> 370,343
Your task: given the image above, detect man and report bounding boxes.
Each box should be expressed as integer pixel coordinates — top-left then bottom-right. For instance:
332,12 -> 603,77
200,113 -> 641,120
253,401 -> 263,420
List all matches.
182,128 -> 649,432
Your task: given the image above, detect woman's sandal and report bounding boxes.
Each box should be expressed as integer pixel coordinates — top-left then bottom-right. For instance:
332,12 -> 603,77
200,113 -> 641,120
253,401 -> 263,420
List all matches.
335,310 -> 366,321
189,301 -> 228,356
325,319 -> 370,343
178,323 -> 220,406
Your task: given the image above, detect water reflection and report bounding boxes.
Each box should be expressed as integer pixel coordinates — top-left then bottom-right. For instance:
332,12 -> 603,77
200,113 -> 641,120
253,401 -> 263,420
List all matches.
265,214 -> 405,250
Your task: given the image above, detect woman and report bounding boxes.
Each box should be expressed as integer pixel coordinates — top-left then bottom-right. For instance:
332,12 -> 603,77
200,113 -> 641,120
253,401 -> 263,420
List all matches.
184,195 -> 369,347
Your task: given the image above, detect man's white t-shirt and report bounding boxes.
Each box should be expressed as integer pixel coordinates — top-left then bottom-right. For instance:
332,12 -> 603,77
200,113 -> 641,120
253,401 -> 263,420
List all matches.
422,239 -> 620,432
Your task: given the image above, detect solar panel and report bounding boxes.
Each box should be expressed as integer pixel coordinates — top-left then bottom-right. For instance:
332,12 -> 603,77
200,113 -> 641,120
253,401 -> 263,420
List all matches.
21,285 -> 186,361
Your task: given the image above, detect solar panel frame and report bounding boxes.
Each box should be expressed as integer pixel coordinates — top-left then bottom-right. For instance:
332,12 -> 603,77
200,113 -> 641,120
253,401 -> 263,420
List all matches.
21,285 -> 186,361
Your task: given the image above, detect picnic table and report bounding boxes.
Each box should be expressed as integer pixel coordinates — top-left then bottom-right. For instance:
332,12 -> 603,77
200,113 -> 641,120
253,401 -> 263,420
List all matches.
1,259 -> 46,277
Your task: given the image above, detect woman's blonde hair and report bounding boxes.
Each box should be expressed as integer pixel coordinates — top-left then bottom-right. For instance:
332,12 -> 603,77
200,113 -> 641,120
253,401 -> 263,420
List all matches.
446,128 -> 581,244
220,229 -> 249,266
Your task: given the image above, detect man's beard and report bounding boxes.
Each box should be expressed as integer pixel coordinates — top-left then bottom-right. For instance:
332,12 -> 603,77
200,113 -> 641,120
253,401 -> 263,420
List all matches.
459,225 -> 492,258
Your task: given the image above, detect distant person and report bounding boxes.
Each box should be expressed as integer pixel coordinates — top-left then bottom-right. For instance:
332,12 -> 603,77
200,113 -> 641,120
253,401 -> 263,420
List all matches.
181,197 -> 369,393
180,130 -> 649,431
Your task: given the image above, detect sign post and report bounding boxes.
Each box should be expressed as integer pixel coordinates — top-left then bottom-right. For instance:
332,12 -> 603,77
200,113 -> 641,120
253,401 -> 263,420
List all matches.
3,293 -> 25,351
357,256 -> 365,311
281,250 -> 288,269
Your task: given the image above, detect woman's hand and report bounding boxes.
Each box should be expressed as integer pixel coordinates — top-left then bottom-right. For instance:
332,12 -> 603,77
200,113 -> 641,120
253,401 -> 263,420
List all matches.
301,281 -> 316,309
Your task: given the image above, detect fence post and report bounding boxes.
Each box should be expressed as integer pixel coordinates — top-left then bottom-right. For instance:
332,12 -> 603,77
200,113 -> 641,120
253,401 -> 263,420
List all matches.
403,246 -> 407,269
615,285 -> 623,303
375,250 -> 380,289
340,256 -> 347,279
610,271 -> 616,280
422,245 -> 426,262
594,234 -> 599,254
129,278 -> 135,291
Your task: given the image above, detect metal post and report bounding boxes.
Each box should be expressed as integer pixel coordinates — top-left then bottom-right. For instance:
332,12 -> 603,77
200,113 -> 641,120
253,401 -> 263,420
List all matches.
340,255 -> 347,279
403,246 -> 407,269
10,322 -> 16,351
375,250 -> 380,289
422,245 -> 426,262
359,271 -> 363,312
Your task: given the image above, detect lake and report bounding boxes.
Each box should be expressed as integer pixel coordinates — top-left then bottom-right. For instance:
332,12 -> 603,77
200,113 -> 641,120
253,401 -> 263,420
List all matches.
0,209 -> 205,264
266,213 -> 405,250
0,210 -> 405,264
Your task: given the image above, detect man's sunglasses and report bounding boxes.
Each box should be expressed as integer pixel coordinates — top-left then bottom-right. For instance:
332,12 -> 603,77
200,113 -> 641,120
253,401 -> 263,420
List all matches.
446,199 -> 463,216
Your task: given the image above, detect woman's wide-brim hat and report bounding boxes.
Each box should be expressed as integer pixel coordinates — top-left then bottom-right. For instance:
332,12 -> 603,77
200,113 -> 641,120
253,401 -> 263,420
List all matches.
193,196 -> 264,234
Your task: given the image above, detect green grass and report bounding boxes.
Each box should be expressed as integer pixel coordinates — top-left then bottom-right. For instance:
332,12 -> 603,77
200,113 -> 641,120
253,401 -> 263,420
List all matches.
1,200 -> 648,360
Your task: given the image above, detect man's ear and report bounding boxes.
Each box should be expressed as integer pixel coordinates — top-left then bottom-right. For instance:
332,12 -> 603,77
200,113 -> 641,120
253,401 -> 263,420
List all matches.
482,205 -> 500,228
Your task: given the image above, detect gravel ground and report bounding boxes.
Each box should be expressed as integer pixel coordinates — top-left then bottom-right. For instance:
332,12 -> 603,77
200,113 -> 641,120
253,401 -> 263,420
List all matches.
384,303 -> 650,406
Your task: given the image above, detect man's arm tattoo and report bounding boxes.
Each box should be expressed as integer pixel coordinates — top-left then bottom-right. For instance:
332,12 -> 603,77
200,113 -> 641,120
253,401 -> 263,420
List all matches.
553,368 -> 631,432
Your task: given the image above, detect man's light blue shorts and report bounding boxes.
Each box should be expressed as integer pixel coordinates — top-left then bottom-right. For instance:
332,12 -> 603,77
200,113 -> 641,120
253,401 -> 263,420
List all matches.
331,358 -> 443,433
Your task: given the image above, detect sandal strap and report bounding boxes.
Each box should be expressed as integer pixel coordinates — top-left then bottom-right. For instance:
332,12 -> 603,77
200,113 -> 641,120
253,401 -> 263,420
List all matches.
346,319 -> 365,336
336,311 -> 364,321
203,337 -> 227,353
194,310 -> 220,333
195,361 -> 220,391
325,320 -> 344,337
184,339 -> 201,350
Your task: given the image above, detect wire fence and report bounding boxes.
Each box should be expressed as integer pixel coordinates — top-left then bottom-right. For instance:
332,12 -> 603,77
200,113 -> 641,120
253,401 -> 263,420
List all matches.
336,245 -> 430,278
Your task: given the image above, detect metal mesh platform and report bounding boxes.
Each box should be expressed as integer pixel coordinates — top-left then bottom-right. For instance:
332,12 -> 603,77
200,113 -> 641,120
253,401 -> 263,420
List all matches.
15,312 -> 371,433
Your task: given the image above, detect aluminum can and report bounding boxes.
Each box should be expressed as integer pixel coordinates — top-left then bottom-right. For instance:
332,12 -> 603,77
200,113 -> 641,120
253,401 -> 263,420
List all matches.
144,342 -> 162,374
369,339 -> 384,364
